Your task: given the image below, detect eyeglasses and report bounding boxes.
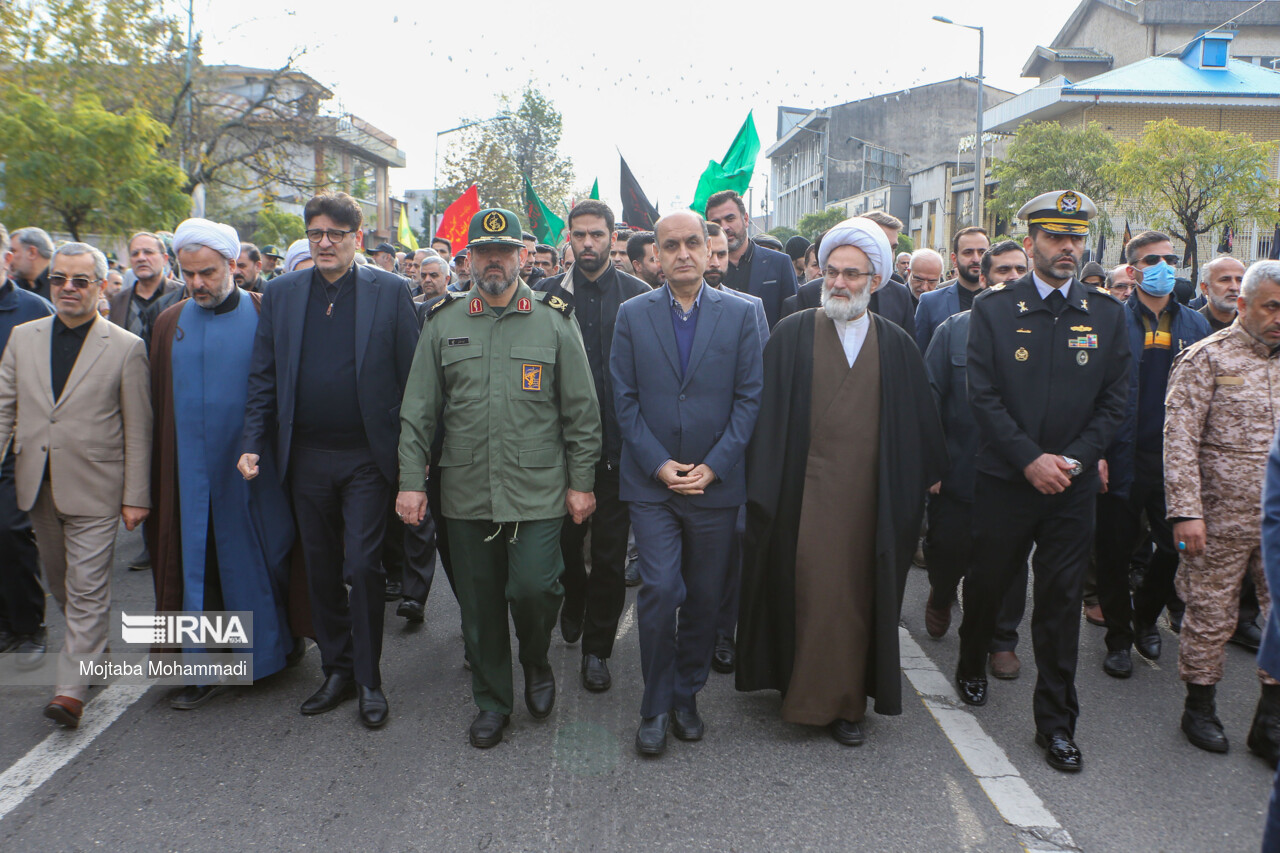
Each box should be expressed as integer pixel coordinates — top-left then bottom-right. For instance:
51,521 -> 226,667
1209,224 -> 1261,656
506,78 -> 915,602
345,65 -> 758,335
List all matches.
910,274 -> 942,286
1136,254 -> 1179,268
48,274 -> 99,290
826,268 -> 877,282
305,228 -> 356,244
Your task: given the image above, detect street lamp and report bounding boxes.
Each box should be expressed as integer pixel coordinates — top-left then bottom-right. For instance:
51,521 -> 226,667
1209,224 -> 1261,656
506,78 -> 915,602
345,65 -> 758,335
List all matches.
933,15 -> 985,228
430,113 -> 511,235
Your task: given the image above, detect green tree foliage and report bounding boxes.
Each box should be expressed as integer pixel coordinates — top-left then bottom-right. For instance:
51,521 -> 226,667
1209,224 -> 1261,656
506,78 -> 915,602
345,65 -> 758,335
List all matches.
1111,119 -> 1280,280
896,234 -> 914,255
0,90 -> 188,240
990,121 -> 1120,237
767,225 -> 799,242
252,204 -> 305,248
441,85 -> 575,219
797,207 -> 848,241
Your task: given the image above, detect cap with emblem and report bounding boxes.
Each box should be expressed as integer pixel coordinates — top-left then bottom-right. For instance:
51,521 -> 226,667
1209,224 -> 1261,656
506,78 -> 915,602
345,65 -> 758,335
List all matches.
1016,190 -> 1097,235
262,244 -> 283,259
468,208 -> 525,248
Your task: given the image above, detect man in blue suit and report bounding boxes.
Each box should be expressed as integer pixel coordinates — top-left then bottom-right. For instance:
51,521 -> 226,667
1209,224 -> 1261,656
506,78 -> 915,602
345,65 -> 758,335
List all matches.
705,190 -> 797,329
611,210 -> 764,756
914,226 -> 990,352
239,191 -> 419,729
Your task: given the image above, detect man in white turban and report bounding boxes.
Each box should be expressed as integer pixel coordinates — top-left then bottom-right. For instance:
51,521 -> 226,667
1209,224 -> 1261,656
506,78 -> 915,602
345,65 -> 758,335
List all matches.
282,239 -> 312,274
147,217 -> 307,711
735,216 -> 948,747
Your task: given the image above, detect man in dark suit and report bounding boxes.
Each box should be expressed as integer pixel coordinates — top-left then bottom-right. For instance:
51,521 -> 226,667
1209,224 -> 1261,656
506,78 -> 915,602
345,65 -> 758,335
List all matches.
780,221 -> 917,339
239,191 -> 419,730
611,210 -> 764,757
705,190 -> 797,329
536,200 -> 650,693
915,227 -> 990,353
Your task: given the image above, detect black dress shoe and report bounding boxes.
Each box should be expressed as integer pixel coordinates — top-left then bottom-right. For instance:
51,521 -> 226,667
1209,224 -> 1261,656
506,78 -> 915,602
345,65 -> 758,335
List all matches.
384,580 -> 403,602
397,599 -> 425,623
357,685 -> 389,729
469,710 -> 510,748
624,558 -> 641,587
955,672 -> 988,706
1103,649 -> 1133,679
830,718 -> 866,746
523,663 -> 555,719
14,628 -> 47,671
581,654 -> 611,692
635,713 -> 670,756
285,637 -> 307,667
560,608 -> 583,644
128,546 -> 151,571
1134,621 -> 1161,660
0,629 -> 17,653
300,673 -> 356,715
1035,732 -> 1083,772
1231,620 -> 1263,652
711,636 -> 735,674
672,707 -> 705,741
1168,609 -> 1184,634
169,684 -> 231,710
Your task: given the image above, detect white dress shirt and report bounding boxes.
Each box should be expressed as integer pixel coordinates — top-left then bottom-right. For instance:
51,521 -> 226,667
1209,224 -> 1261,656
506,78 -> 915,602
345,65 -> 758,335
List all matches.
831,310 -> 871,368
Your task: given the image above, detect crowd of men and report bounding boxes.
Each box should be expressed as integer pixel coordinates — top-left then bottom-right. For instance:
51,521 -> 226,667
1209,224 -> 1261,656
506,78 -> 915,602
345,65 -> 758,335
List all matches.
4,184 -> 1280,839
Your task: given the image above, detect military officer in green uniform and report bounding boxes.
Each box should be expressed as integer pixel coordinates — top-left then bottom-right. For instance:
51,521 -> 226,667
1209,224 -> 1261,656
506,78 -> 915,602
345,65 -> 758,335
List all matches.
396,208 -> 601,748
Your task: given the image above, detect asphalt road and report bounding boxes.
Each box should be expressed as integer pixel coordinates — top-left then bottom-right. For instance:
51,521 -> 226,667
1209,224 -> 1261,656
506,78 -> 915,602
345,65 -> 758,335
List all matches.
0,526 -> 1273,852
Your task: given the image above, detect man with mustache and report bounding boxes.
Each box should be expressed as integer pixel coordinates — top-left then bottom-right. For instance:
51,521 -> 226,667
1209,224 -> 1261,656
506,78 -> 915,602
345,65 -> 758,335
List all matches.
398,208 -> 600,748
1164,260 -> 1280,763
915,227 -> 990,353
737,216 -> 945,748
1200,256 -> 1245,332
954,190 -> 1131,773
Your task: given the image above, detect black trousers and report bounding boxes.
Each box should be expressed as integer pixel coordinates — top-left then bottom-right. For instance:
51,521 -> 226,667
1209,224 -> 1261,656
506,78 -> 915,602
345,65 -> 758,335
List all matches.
381,497 -> 452,604
925,491 -> 1028,652
714,505 -> 747,642
560,462 -> 629,659
290,444 -> 389,689
1096,481 -> 1179,650
426,465 -> 455,587
0,455 -> 43,636
959,471 -> 1096,738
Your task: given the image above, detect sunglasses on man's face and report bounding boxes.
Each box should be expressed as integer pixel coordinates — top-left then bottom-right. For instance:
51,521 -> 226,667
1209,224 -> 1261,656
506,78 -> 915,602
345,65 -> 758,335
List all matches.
1135,254 -> 1179,268
48,274 -> 99,290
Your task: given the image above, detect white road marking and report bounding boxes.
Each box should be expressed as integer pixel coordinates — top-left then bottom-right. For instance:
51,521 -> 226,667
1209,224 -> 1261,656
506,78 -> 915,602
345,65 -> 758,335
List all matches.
615,602 -> 636,641
0,683 -> 150,823
899,628 -> 1080,852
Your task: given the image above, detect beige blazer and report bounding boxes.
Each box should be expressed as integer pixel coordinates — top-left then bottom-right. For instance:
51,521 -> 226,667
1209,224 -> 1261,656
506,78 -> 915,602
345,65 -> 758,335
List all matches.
0,315 -> 151,516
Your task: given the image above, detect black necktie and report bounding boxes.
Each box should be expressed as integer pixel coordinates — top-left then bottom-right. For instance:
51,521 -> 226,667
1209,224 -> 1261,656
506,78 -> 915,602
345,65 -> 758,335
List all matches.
1046,290 -> 1067,315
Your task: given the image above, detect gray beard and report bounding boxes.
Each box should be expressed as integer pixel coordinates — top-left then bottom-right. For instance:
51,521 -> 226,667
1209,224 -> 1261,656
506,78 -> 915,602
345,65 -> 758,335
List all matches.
820,284 -> 872,322
477,272 -> 515,296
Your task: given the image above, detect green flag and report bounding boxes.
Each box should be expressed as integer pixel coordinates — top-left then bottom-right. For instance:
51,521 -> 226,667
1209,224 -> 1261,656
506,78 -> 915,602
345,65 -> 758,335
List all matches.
691,111 -> 761,214
524,176 -> 566,245
589,179 -> 600,200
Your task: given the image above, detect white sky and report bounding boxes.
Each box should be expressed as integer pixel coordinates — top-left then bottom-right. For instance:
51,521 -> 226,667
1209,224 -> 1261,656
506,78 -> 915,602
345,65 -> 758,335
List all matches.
188,0 -> 1072,217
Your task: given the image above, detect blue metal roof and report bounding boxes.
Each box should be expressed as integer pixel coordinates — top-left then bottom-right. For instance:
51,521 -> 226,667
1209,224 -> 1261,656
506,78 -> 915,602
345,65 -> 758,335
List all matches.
1066,55 -> 1280,99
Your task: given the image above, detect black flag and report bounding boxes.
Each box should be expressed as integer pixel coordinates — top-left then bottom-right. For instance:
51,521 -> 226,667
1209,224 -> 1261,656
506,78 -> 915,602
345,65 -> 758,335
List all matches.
620,155 -> 659,230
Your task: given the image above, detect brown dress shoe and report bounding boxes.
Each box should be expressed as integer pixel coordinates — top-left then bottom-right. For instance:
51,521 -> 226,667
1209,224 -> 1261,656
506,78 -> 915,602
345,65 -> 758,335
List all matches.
924,591 -> 952,639
44,695 -> 84,728
989,651 -> 1020,680
1083,603 -> 1105,627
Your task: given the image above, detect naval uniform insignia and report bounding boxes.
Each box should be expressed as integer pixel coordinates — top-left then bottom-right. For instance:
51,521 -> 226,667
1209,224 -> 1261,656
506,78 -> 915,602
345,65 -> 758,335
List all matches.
1077,351 -> 1089,365
1080,299 -> 1088,310
1017,301 -> 1028,313
1015,347 -> 1029,362
469,297 -> 484,315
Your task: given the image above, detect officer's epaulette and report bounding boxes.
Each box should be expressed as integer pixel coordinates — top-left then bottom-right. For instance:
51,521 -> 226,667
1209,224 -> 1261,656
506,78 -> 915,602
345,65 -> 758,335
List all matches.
426,292 -> 463,318
534,290 -> 574,317
987,283 -> 1006,292
1094,286 -> 1120,302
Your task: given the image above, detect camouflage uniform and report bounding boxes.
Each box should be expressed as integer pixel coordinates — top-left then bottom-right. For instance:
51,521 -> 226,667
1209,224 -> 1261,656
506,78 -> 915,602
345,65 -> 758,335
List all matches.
1164,321 -> 1280,686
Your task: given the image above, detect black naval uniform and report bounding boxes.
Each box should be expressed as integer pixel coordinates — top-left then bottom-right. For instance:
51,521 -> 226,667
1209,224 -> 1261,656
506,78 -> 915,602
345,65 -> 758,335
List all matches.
957,272 -> 1131,739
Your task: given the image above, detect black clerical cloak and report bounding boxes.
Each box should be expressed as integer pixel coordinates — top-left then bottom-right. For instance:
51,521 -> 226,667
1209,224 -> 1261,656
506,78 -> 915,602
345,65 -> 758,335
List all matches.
735,309 -> 948,716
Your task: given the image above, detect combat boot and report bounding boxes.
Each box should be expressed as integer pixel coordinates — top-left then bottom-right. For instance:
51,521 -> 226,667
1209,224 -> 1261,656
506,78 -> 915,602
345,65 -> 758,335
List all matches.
1247,684 -> 1280,768
1182,682 -> 1229,753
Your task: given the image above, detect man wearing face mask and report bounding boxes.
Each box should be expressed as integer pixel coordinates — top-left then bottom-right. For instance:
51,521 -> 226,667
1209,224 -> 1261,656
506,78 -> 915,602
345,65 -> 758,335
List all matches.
1093,241 -> 1210,681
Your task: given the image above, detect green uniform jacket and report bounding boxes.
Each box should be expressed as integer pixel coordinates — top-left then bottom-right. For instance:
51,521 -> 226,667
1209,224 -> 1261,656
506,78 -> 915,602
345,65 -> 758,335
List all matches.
398,281 -> 601,522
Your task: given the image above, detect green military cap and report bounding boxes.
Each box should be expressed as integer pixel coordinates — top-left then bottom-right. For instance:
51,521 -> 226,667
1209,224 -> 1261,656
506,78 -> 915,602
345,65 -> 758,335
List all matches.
468,208 -> 524,248
261,244 -> 283,259
1016,190 -> 1097,236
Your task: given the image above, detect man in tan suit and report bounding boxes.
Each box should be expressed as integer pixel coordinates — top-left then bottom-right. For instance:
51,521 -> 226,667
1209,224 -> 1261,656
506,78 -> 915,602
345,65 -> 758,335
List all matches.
0,242 -> 151,728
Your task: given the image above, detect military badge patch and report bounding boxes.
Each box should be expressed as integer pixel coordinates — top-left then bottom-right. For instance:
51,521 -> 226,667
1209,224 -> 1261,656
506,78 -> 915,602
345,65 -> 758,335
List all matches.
522,363 -> 542,391
1067,334 -> 1098,349
469,297 -> 484,315
517,297 -> 531,312
1015,347 -> 1029,362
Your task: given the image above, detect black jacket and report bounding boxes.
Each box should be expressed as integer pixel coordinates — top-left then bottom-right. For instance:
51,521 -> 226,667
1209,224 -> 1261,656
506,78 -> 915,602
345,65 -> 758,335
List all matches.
536,265 -> 649,464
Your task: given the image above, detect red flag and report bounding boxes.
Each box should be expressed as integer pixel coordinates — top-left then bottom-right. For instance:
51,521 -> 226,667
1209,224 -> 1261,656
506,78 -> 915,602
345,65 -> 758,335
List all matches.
435,184 -> 480,253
